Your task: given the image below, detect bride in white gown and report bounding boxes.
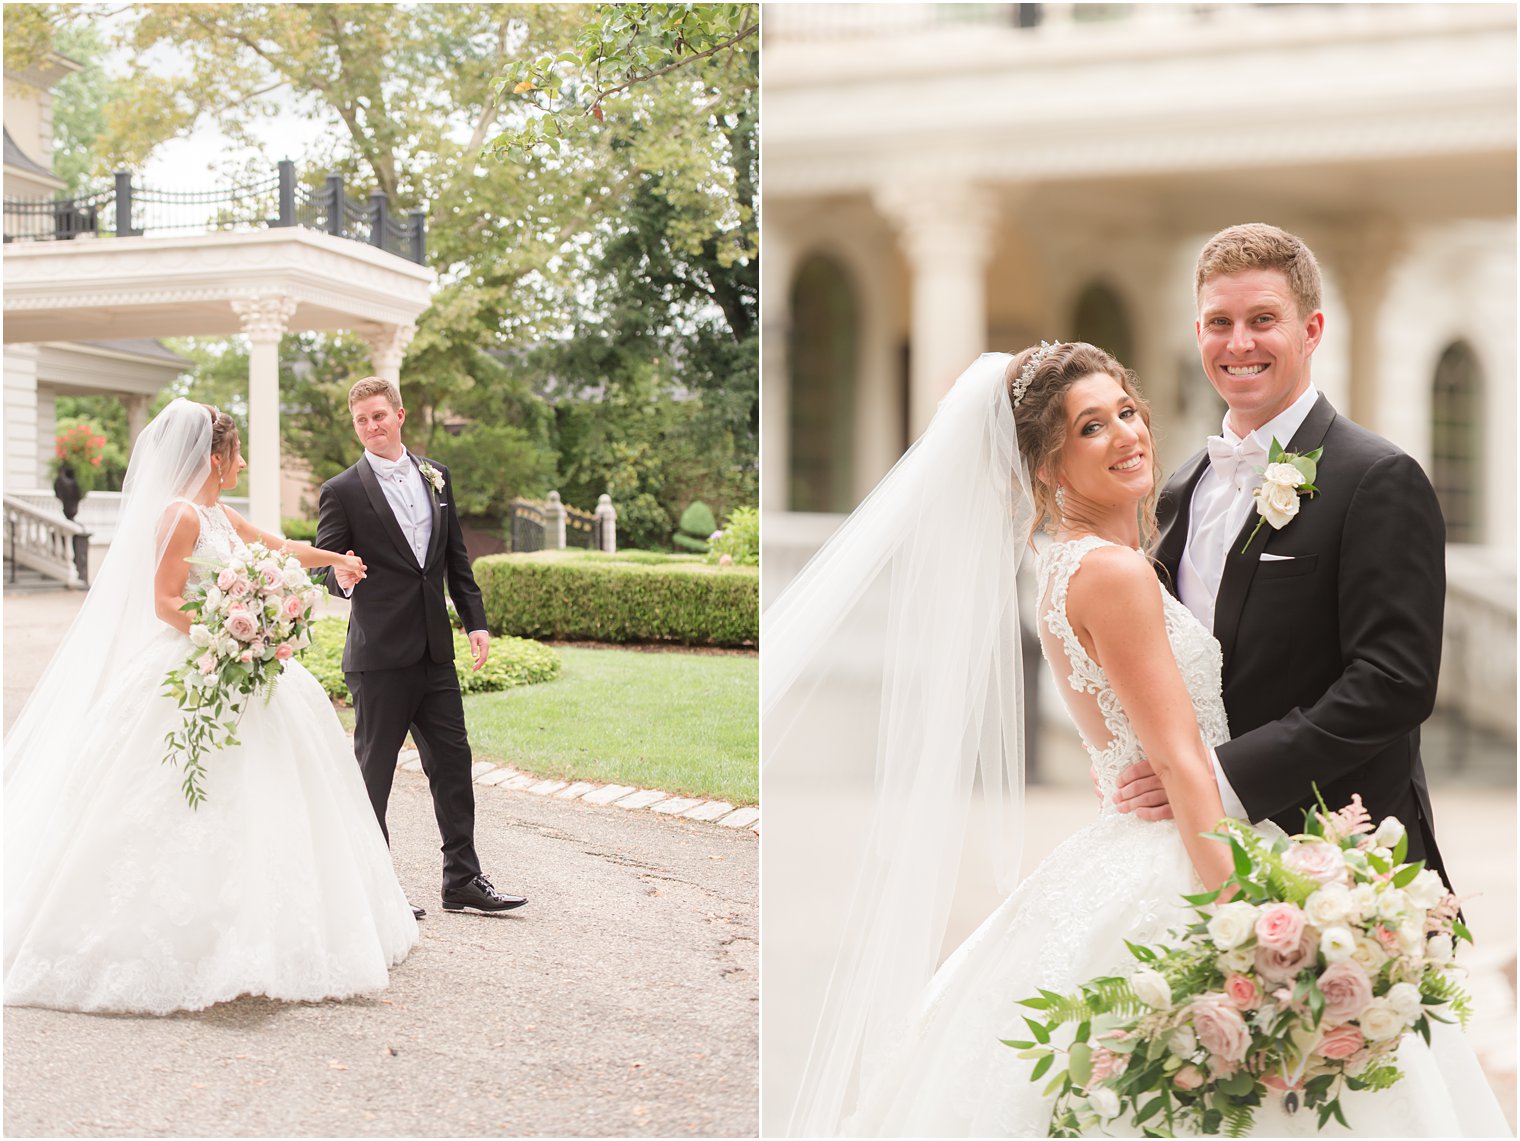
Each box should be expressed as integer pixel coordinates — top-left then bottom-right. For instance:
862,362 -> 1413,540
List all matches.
5,399 -> 418,1014
762,346 -> 1508,1137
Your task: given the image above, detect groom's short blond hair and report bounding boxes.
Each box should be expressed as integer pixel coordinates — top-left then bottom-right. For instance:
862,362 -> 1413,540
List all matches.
347,376 -> 402,411
1195,223 -> 1322,320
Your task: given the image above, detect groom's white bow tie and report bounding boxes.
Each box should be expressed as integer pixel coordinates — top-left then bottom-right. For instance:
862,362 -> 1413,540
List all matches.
1205,435 -> 1267,487
371,454 -> 412,481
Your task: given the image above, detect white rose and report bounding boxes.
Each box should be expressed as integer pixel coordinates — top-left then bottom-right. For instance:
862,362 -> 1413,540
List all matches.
282,565 -> 309,589
1376,888 -> 1408,921
204,585 -> 223,610
1351,933 -> 1389,973
1320,926 -> 1357,964
1263,462 -> 1304,488
188,624 -> 212,648
1133,968 -> 1172,1009
1397,918 -> 1426,956
1359,998 -> 1404,1041
1347,883 -> 1378,922
1386,982 -> 1423,1020
227,557 -> 246,573
1405,869 -> 1445,911
1088,1086 -> 1121,1120
1208,901 -> 1259,950
1426,933 -> 1455,966
1256,480 -> 1300,529
1218,945 -> 1256,974
283,555 -> 302,573
1372,816 -> 1406,849
1168,1025 -> 1198,1058
1305,883 -> 1353,927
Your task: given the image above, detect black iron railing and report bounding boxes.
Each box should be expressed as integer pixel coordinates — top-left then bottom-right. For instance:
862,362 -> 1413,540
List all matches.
3,160 -> 427,265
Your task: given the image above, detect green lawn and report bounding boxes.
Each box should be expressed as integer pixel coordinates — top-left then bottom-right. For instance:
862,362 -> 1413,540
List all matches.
331,646 -> 757,804
464,647 -> 757,805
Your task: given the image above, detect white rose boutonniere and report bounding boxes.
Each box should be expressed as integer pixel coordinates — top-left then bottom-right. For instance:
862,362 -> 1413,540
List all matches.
416,459 -> 445,495
1241,437 -> 1323,553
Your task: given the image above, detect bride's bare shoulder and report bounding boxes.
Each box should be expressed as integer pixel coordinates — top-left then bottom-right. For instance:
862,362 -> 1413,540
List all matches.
1066,544 -> 1163,621
157,500 -> 202,548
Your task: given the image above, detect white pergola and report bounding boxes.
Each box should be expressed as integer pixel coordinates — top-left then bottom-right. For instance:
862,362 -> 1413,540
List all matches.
3,226 -> 434,529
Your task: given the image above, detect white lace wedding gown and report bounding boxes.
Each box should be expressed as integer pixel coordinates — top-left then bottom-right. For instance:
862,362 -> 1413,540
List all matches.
846,535 -> 1508,1137
5,502 -> 418,1014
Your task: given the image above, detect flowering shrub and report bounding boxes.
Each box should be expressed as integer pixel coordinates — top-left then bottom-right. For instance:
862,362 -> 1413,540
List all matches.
52,421 -> 109,492
1010,795 -> 1471,1136
161,541 -> 323,808
707,505 -> 759,567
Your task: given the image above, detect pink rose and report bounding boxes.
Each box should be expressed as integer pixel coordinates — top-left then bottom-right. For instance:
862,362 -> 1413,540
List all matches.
1283,841 -> 1347,885
1255,923 -> 1318,983
223,610 -> 259,642
239,649 -> 254,663
1190,994 -> 1251,1063
196,652 -> 216,675
275,643 -> 294,661
1315,1023 -> 1366,1060
228,575 -> 253,598
1174,1064 -> 1205,1091
216,567 -> 237,590
1223,973 -> 1261,1011
1317,960 -> 1374,1023
1089,1046 -> 1127,1083
282,594 -> 305,619
1255,902 -> 1308,952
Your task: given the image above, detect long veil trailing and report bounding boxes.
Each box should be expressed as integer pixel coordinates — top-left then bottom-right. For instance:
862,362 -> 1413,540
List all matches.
762,353 -> 1037,1135
5,399 -> 212,910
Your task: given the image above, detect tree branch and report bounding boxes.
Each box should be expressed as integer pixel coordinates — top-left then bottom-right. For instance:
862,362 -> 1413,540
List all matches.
585,19 -> 756,111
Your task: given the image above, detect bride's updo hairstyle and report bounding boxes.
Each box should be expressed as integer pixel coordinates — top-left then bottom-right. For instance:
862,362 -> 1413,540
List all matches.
202,405 -> 240,469
1005,341 -> 1162,550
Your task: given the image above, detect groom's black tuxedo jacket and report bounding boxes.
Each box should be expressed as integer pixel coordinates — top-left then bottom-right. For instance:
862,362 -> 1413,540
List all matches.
1155,395 -> 1449,882
315,455 -> 488,673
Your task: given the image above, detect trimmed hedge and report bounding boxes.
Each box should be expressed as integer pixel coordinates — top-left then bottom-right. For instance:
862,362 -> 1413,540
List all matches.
473,549 -> 759,647
300,617 -> 562,703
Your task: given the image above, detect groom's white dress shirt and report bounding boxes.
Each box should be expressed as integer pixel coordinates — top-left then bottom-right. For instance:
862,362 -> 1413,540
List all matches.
364,448 -> 433,566
1180,384 -> 1319,820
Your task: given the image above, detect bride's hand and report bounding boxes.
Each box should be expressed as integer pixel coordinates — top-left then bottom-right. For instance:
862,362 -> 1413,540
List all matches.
1114,759 -> 1174,821
334,551 -> 366,583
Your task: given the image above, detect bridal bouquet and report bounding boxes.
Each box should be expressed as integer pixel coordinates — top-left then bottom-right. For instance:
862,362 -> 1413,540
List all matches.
1009,796 -> 1472,1137
161,541 -> 323,808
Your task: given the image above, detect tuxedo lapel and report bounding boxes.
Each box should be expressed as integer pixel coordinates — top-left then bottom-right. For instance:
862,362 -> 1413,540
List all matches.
420,460 -> 446,569
1155,451 -> 1209,600
355,457 -> 418,564
1212,394 -> 1338,667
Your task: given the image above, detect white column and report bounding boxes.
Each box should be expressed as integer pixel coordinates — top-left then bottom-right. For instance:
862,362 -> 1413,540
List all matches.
760,226 -> 799,513
3,344 -> 41,494
231,294 -> 297,531
1313,219 -> 1401,434
360,322 -> 417,387
122,393 -> 150,450
876,182 -> 999,438
35,385 -> 57,486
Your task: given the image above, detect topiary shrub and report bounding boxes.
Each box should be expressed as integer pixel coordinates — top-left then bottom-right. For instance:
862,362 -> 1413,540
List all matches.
707,505 -> 758,567
672,500 -> 718,553
474,549 -> 758,647
300,617 -> 562,703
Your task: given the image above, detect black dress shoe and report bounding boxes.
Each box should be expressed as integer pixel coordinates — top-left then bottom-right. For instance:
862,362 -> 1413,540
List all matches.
441,874 -> 527,913
411,903 -> 426,920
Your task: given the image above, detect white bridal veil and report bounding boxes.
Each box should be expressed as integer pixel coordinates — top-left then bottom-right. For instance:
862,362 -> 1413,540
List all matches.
4,398 -> 213,793
762,353 -> 1037,1135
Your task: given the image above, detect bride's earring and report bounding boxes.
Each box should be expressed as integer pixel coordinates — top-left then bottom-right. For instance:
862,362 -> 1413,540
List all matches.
1055,485 -> 1066,515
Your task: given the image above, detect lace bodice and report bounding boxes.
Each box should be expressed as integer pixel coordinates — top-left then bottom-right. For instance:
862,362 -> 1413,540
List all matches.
178,500 -> 241,598
1035,535 -> 1229,812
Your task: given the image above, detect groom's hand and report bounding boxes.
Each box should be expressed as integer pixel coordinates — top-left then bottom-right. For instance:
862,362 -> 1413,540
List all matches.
333,550 -> 363,592
468,629 -> 490,671
1114,760 -> 1174,821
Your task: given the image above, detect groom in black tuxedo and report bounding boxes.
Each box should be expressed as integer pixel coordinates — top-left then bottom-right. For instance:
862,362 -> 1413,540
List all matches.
1117,223 -> 1449,886
317,376 -> 526,917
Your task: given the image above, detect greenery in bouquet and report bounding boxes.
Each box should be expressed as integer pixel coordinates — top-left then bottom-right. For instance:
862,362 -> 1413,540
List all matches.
161,542 -> 322,808
1007,795 -> 1472,1137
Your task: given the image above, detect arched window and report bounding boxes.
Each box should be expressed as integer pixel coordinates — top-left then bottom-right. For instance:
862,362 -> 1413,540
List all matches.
1071,281 -> 1134,367
787,254 -> 858,513
1430,341 -> 1483,542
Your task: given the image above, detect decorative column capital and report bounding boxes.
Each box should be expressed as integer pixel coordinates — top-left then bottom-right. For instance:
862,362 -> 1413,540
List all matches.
231,293 -> 298,343
360,322 -> 418,381
874,180 -> 1001,269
